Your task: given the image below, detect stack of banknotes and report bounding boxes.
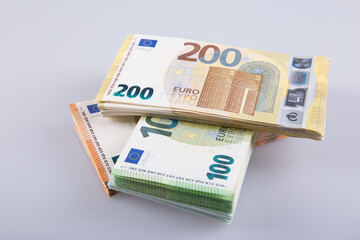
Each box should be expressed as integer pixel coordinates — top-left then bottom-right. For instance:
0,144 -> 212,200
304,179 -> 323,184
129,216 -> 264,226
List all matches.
69,34 -> 329,223
96,35 -> 329,140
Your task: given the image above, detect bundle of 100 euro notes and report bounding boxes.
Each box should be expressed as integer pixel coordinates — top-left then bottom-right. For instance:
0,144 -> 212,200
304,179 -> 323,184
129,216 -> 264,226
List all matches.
70,100 -> 286,222
70,34 -> 329,223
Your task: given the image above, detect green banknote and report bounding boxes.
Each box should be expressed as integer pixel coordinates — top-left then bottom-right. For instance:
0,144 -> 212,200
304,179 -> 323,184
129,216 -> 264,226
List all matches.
70,100 -> 283,197
109,116 -> 256,223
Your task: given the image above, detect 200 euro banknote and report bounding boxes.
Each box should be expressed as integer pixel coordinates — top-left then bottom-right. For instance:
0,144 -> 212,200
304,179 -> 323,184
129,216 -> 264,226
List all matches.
97,34 -> 329,140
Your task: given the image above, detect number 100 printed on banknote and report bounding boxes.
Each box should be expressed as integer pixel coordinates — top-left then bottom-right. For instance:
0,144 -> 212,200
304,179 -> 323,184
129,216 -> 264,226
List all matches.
96,34 -> 329,140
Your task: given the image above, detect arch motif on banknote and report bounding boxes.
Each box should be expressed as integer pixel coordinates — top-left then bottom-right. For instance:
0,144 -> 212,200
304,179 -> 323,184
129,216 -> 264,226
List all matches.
238,61 -> 280,113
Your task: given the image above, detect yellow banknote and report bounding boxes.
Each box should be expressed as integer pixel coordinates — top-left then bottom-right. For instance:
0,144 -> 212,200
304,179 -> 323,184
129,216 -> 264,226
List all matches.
96,34 -> 329,140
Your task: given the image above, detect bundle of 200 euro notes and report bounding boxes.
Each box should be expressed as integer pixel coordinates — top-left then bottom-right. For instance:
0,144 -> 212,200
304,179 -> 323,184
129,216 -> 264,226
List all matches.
96,34 -> 329,140
70,34 -> 329,223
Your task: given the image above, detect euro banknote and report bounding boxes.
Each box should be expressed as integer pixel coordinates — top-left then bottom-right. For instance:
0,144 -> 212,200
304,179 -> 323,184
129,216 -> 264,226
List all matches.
69,100 -> 285,197
108,116 -> 256,223
69,100 -> 138,196
96,34 -> 329,140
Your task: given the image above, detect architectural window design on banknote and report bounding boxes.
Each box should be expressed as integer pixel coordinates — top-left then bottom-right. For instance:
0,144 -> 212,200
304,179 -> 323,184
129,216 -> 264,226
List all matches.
238,61 -> 280,113
196,67 -> 263,116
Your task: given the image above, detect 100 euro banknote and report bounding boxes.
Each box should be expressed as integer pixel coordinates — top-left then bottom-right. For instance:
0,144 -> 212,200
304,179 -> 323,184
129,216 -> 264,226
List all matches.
69,100 -> 284,196
96,34 -> 329,140
109,116 -> 256,223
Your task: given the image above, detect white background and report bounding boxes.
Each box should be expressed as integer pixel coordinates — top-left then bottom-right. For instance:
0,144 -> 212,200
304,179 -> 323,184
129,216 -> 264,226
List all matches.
1,0 -> 359,239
